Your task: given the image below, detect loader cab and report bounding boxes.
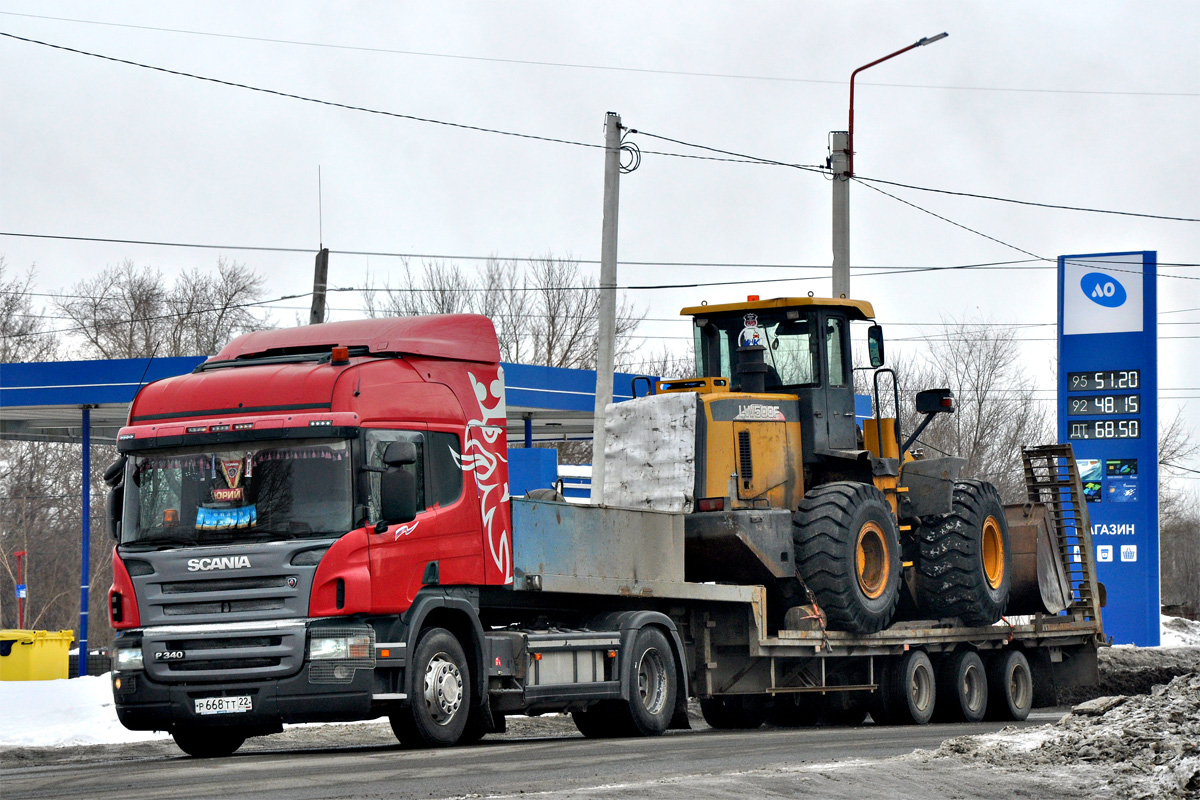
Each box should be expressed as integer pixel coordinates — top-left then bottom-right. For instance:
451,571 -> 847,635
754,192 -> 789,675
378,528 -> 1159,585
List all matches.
684,297 -> 875,459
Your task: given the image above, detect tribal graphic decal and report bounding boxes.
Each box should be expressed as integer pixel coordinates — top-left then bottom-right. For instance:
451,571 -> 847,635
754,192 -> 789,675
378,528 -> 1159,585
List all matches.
453,367 -> 513,584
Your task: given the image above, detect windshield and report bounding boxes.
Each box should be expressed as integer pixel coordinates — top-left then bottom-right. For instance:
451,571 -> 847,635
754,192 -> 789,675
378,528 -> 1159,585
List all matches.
121,438 -> 354,547
695,311 -> 818,388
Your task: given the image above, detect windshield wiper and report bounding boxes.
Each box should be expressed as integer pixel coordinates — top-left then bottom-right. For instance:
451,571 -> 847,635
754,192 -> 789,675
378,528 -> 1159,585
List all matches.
122,534 -> 199,550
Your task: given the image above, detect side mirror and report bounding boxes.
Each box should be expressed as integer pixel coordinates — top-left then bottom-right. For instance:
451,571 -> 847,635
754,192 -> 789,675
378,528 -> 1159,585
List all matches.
103,457 -> 126,488
380,469 -> 417,524
106,485 -> 123,540
382,441 -> 417,467
867,325 -> 885,368
915,388 -> 955,415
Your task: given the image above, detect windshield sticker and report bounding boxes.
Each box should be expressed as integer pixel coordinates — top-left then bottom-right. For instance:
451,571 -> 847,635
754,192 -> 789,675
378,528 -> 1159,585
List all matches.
739,313 -> 762,347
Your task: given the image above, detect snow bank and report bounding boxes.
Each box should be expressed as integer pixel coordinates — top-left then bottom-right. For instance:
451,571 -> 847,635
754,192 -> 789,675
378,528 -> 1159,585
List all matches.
0,675 -> 167,747
1162,614 -> 1200,647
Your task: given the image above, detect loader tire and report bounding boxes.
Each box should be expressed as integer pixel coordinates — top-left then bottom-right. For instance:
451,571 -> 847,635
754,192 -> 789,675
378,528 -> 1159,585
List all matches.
915,481 -> 1011,626
793,483 -> 902,634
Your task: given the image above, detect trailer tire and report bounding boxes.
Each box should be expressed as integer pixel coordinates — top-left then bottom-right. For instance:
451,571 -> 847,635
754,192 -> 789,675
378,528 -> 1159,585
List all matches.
985,649 -> 1033,721
934,650 -> 988,722
392,627 -> 471,747
171,727 -> 246,758
794,482 -> 902,634
915,481 -> 1011,626
699,696 -> 768,730
873,650 -> 936,725
821,673 -> 870,726
767,693 -> 824,727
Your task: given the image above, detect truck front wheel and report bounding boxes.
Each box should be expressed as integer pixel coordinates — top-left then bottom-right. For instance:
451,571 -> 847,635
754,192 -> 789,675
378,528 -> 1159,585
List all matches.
391,627 -> 471,747
171,727 -> 246,758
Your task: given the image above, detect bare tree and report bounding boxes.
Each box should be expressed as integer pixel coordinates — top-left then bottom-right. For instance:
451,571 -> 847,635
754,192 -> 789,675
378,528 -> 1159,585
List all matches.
55,258 -> 271,358
362,255 -> 645,369
0,258 -> 58,363
881,318 -> 1055,502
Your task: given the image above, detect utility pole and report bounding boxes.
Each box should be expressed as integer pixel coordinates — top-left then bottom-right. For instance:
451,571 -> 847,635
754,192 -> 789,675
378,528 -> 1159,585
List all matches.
830,131 -> 851,299
310,248 -> 329,325
590,112 -> 622,505
830,33 -> 947,300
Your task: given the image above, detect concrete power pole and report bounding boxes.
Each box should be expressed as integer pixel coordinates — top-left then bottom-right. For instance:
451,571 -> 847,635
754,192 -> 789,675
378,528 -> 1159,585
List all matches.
830,131 -> 851,299
590,112 -> 622,505
309,248 -> 330,325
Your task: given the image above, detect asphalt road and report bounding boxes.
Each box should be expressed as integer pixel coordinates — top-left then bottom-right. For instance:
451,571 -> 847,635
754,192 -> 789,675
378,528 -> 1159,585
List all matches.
3,711 -> 1082,800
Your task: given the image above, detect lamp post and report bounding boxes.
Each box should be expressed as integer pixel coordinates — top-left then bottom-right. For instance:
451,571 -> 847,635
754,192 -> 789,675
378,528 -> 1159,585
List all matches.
14,550 -> 27,629
831,32 -> 947,298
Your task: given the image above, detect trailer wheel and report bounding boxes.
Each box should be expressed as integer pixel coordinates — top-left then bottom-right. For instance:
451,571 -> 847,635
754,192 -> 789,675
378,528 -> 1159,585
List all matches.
767,693 -> 824,727
985,650 -> 1032,721
391,627 -> 471,747
915,481 -> 1011,626
794,482 -> 902,634
934,651 -> 988,722
699,696 -> 768,730
821,673 -> 870,726
872,650 -> 936,725
171,727 -> 246,758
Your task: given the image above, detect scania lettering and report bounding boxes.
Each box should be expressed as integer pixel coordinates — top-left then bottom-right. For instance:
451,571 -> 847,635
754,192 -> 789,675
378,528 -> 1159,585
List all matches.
105,311 -> 1103,758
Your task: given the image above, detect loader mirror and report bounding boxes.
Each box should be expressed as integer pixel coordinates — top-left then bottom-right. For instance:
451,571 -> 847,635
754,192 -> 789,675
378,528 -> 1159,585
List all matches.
915,388 -> 955,415
867,325 -> 885,367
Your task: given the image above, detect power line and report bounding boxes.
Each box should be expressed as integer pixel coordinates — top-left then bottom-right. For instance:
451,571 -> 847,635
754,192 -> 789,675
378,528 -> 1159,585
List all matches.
854,174 -> 1200,223
4,10 -> 1196,98
5,30 -> 1197,227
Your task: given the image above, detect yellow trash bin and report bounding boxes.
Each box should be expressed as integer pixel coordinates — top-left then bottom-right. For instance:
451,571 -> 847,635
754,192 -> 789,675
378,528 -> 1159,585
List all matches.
0,629 -> 74,681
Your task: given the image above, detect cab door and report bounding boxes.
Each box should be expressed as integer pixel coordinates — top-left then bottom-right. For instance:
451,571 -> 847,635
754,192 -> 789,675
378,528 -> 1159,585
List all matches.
821,312 -> 858,450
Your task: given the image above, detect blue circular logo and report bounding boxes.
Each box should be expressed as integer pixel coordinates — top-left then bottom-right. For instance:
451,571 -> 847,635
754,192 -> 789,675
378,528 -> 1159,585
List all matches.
1081,273 -> 1127,307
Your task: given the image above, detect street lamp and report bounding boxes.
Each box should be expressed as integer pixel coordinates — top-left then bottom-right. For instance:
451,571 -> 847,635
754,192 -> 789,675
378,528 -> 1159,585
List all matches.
831,32 -> 947,298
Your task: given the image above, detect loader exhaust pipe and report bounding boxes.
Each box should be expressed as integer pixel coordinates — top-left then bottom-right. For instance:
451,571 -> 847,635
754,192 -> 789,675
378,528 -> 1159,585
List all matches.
735,344 -> 769,394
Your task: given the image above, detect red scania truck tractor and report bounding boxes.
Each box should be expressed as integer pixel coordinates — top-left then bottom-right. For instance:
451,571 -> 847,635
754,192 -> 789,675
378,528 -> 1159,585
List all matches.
106,307 -> 1103,757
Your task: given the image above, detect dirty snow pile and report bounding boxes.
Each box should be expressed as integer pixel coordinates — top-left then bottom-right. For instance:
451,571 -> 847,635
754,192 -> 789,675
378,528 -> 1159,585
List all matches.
1163,614 -> 1200,647
937,672 -> 1200,799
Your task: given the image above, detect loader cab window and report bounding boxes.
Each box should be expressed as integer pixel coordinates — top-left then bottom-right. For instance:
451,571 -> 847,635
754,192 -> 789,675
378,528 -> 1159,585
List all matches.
694,311 -> 819,390
826,316 -> 847,387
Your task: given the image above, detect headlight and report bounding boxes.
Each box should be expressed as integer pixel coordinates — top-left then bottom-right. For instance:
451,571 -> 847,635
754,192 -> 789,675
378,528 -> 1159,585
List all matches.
309,634 -> 372,661
115,647 -> 144,671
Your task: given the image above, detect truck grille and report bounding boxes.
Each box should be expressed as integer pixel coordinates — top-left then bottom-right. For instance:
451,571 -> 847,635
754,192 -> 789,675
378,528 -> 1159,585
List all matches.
142,623 -> 305,683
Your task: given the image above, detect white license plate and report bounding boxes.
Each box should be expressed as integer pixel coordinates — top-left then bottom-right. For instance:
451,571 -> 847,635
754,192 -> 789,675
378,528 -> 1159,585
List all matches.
194,696 -> 252,715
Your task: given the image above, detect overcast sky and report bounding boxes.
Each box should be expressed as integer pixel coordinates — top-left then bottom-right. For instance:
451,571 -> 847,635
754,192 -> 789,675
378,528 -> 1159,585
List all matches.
2,2 -> 1198,470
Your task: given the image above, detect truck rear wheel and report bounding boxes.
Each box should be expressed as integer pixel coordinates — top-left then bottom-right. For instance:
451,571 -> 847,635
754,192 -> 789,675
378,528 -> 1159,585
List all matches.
571,627 -> 677,738
871,650 -> 936,725
794,483 -> 902,634
915,481 -> 1011,626
699,696 -> 768,730
391,627 -> 471,747
934,650 -> 988,722
985,650 -> 1032,721
171,727 -> 246,758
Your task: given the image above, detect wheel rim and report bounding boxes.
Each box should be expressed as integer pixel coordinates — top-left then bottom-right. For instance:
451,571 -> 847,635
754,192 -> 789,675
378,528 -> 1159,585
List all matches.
637,647 -> 668,715
423,651 -> 464,726
1009,662 -> 1031,709
982,515 -> 1004,589
911,661 -> 934,713
962,663 -> 985,713
855,521 -> 889,599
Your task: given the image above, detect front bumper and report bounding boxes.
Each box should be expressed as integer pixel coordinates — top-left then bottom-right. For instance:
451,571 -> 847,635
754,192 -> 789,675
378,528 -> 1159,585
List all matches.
112,661 -> 376,731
